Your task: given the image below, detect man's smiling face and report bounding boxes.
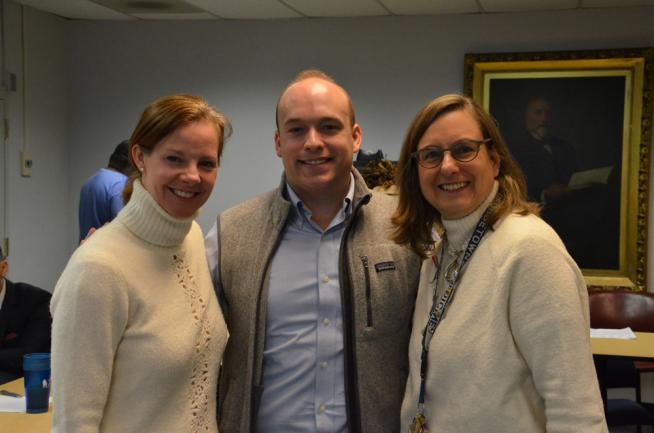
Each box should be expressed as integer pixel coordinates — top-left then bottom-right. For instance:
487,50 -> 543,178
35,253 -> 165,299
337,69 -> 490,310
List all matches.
275,77 -> 361,203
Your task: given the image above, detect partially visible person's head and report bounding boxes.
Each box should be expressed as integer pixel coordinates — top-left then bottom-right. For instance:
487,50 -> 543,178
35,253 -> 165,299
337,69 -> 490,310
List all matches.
0,246 -> 7,283
108,140 -> 130,175
392,94 -> 538,257
360,160 -> 396,190
124,94 -> 232,219
274,69 -> 361,203
524,96 -> 551,139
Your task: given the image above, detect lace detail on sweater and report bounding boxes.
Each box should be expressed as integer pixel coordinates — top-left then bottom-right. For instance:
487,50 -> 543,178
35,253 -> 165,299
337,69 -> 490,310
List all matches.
173,254 -> 213,433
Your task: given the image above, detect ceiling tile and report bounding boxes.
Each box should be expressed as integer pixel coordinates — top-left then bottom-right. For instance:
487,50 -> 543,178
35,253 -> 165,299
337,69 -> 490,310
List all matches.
130,12 -> 217,19
14,0 -> 132,19
185,0 -> 301,19
582,0 -> 654,7
480,0 -> 578,12
283,0 -> 389,17
13,0 -> 654,20
381,0 -> 480,15
91,0 -> 201,14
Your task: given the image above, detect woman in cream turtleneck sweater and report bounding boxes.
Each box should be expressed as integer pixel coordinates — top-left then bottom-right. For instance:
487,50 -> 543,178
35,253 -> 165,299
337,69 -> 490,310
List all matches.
391,94 -> 607,433
51,94 -> 231,433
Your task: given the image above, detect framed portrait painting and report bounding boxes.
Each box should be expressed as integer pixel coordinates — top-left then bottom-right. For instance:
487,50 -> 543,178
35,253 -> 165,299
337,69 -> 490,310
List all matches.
464,48 -> 653,290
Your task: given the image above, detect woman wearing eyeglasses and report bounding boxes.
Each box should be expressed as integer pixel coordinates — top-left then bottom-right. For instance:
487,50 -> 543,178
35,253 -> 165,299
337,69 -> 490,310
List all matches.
392,94 -> 607,433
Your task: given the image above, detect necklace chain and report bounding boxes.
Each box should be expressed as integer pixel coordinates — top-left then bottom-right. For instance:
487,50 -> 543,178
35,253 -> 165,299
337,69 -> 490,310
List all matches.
431,240 -> 464,289
444,248 -> 463,285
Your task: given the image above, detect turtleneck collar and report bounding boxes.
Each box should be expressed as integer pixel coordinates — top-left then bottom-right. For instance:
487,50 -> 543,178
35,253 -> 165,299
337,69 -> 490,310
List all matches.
118,180 -> 197,247
441,180 -> 499,252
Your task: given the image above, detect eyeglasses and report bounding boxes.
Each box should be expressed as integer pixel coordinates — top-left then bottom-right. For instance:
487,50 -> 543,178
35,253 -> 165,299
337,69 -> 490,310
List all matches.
411,138 -> 491,168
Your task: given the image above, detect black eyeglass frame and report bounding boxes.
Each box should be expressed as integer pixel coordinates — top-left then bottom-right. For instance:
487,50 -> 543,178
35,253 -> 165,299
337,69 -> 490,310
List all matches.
411,138 -> 492,169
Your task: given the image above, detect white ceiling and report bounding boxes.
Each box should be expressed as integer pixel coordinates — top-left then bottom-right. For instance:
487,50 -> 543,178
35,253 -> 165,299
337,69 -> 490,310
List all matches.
11,0 -> 654,20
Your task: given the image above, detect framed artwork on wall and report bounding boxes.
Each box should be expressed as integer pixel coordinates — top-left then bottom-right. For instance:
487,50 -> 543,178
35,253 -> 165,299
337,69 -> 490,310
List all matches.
464,48 -> 654,290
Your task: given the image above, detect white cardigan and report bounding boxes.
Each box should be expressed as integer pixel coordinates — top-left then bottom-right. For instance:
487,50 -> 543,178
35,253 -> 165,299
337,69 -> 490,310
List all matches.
401,188 -> 607,433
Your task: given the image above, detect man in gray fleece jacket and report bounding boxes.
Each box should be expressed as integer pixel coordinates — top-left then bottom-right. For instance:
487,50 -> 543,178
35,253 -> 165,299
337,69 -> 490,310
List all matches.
206,69 -> 420,433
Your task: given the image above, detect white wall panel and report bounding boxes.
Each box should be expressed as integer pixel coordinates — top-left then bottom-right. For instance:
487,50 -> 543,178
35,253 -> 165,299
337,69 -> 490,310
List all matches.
3,2 -> 68,290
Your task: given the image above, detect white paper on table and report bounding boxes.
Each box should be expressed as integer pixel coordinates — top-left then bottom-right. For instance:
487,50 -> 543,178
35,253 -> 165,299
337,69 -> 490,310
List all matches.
590,327 -> 637,340
0,395 -> 25,412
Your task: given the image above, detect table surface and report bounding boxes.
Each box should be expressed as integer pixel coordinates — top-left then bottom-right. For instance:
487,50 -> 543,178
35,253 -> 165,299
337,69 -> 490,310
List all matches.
0,378 -> 51,433
591,331 -> 654,360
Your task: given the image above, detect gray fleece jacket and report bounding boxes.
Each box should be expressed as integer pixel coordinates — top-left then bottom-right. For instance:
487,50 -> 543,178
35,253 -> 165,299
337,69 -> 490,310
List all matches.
214,170 -> 421,433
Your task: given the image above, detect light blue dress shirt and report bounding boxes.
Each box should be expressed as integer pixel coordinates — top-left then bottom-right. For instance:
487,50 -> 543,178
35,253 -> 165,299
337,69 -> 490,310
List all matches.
256,176 -> 354,433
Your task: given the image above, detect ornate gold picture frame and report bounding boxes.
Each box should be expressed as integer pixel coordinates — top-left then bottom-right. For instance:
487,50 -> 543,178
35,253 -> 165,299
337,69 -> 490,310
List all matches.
464,48 -> 653,290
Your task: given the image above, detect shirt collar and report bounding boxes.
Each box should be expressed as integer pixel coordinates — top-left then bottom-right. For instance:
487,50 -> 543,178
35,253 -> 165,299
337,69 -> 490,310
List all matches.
285,173 -> 355,232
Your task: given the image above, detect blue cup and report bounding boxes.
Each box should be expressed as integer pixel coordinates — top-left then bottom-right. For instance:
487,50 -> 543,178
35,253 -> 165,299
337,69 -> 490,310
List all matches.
23,353 -> 51,414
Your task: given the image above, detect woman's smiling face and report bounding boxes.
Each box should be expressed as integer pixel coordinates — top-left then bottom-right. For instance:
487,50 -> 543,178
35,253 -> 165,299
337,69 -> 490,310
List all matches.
417,108 -> 499,220
132,119 -> 220,219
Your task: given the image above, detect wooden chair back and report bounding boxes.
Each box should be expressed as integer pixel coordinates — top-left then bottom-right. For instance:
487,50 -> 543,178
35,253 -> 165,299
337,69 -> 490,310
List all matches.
589,290 -> 654,332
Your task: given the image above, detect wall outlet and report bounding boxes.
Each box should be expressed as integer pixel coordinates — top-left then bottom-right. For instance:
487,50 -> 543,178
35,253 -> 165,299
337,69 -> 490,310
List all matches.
21,150 -> 32,177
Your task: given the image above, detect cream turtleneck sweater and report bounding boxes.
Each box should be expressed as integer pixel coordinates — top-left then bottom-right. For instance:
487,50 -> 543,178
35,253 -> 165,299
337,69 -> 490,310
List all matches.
401,181 -> 607,433
51,180 -> 228,433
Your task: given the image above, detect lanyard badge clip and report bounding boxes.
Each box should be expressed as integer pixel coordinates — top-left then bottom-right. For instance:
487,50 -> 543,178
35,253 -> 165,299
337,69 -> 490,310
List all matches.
410,405 -> 429,433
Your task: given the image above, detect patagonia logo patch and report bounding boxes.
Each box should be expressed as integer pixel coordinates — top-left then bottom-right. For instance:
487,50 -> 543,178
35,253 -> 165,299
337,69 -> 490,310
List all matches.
375,261 -> 396,273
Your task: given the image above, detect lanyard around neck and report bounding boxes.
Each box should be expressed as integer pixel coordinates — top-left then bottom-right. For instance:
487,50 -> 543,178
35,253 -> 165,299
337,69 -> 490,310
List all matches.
417,207 -> 491,406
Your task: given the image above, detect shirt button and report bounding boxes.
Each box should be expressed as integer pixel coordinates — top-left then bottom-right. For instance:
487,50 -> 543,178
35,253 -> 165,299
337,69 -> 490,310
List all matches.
320,361 -> 328,369
318,404 -> 326,414
323,318 -> 331,326
322,275 -> 330,283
